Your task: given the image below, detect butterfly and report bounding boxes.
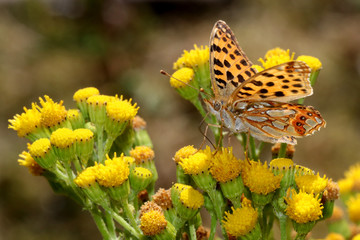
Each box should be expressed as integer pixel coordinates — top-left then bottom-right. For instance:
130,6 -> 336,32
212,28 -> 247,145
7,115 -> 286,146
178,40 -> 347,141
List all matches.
203,20 -> 326,145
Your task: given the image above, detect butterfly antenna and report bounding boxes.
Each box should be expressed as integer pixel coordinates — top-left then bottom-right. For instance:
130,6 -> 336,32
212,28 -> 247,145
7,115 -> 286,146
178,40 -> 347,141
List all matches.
160,70 -> 213,98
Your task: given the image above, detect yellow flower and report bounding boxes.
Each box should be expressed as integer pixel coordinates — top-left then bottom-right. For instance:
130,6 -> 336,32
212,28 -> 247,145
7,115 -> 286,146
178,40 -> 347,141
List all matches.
347,193 -> 360,223
179,187 -> 204,209
170,67 -> 195,89
179,152 -> 209,175
140,210 -> 167,236
325,233 -> 345,240
297,55 -> 322,71
73,87 -> 100,103
97,155 -> 129,187
38,95 -> 67,129
50,128 -> 75,149
338,178 -> 354,194
18,151 -> 44,176
209,147 -> 242,183
87,94 -> 118,124
139,201 -> 163,218
173,44 -> 209,70
252,64 -> 264,72
173,145 -> 197,164
28,138 -> 51,158
130,146 -> 155,164
345,163 -> 360,180
8,103 -> 42,138
258,47 -> 295,69
295,173 -> 328,194
74,166 -> 99,188
222,205 -> 258,237
106,98 -> 139,122
285,189 -> 323,224
242,160 -> 282,195
353,234 -> 360,240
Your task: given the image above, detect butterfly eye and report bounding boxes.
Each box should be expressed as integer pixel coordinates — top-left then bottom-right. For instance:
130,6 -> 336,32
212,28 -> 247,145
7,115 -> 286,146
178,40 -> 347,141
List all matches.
214,101 -> 222,111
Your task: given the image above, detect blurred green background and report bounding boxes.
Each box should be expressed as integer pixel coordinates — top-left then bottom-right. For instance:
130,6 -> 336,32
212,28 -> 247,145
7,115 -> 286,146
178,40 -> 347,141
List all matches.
1,0 -> 360,239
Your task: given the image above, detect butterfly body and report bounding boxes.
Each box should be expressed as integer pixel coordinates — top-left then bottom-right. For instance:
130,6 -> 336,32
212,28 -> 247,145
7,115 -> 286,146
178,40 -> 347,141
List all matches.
206,20 -> 326,145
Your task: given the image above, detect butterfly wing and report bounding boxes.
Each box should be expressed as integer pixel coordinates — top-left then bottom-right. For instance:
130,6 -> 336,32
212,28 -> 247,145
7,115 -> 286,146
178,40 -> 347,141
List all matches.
210,20 -> 257,101
230,61 -> 312,104
241,102 -> 325,144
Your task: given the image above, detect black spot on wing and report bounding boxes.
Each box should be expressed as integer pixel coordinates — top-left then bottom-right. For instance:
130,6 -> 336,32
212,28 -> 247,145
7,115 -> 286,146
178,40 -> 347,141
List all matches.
245,71 -> 251,77
240,59 -> 248,66
226,71 -> 234,80
231,81 -> 239,87
251,80 -> 263,86
214,58 -> 224,67
266,82 -> 275,87
214,69 -> 223,75
222,47 -> 228,54
215,78 -> 226,88
275,91 -> 285,97
237,74 -> 245,82
224,60 -> 231,68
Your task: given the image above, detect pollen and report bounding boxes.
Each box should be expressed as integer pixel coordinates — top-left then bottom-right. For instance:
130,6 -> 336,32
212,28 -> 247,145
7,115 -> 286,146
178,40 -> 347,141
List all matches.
74,166 -> 98,188
285,189 -> 323,224
38,95 -> 67,128
8,103 -> 42,137
179,152 -> 209,175
106,99 -> 139,122
50,128 -> 75,149
130,146 -> 155,164
173,145 -> 198,163
347,193 -> 360,223
242,160 -> 282,195
222,206 -> 258,237
180,187 -> 204,209
297,55 -> 322,71
173,44 -> 209,69
73,87 -> 100,103
140,210 -> 167,236
209,147 -> 242,182
28,138 -> 51,158
295,173 -> 328,194
18,151 -> 44,176
170,67 -> 195,88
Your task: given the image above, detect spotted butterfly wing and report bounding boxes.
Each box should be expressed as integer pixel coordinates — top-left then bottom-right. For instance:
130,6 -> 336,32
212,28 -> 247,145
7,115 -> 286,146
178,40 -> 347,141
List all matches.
230,61 -> 313,105
240,101 -> 326,144
210,20 -> 257,101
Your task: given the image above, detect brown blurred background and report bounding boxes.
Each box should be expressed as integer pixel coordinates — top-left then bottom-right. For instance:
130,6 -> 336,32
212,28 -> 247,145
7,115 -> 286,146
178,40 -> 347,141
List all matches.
1,0 -> 360,239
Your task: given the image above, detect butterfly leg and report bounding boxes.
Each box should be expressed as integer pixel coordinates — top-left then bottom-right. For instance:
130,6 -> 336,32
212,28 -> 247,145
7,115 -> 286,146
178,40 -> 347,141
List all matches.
197,112 -> 220,150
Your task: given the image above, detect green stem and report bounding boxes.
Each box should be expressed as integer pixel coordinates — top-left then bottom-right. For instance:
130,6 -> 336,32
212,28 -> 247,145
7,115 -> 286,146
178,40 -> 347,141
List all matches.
208,212 -> 217,240
73,157 -> 83,173
103,135 -> 116,157
277,143 -> 287,158
97,125 -> 104,162
249,135 -> 257,161
104,209 -> 117,239
90,208 -> 112,240
121,199 -> 141,233
188,222 -> 197,240
279,215 -> 288,240
110,209 -> 143,240
172,215 -> 186,231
